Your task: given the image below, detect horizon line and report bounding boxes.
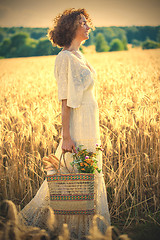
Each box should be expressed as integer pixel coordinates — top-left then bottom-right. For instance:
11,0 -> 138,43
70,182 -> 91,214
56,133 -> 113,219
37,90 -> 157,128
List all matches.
0,24 -> 160,28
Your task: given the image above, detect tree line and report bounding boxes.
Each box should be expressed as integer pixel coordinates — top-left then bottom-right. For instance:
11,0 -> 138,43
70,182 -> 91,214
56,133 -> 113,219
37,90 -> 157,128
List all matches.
0,26 -> 159,58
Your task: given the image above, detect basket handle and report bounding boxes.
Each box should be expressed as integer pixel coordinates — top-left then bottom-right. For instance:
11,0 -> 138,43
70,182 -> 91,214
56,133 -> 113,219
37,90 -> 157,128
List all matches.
57,153 -> 74,174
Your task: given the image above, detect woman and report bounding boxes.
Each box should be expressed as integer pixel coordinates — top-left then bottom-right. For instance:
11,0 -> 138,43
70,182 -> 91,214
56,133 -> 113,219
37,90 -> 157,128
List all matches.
20,8 -> 110,239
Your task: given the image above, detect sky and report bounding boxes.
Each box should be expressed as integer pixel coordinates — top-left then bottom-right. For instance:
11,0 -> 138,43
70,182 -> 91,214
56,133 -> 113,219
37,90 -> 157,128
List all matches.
0,0 -> 160,28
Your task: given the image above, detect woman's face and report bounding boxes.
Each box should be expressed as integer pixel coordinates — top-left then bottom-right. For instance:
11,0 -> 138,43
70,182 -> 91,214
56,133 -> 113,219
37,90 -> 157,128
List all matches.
75,15 -> 90,42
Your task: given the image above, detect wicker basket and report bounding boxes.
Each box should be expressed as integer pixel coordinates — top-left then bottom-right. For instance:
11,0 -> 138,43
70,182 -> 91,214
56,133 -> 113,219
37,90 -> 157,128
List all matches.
47,154 -> 95,215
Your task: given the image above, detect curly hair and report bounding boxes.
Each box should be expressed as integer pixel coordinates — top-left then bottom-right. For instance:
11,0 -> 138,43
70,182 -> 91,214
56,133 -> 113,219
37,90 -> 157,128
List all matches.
47,8 -> 94,48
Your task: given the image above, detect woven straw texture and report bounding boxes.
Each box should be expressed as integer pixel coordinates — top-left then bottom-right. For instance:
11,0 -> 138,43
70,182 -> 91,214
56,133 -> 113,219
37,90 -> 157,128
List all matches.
47,173 -> 95,215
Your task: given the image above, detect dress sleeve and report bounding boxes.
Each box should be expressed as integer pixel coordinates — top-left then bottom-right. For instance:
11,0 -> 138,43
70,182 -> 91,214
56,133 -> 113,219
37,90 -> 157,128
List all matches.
54,52 -> 84,108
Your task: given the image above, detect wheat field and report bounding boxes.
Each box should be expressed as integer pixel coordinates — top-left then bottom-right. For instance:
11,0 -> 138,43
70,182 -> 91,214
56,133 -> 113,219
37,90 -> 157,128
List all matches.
0,48 -> 160,231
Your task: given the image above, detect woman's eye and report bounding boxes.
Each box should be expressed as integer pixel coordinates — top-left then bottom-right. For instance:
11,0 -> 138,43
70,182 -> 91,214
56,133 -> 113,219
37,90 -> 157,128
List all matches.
80,21 -> 88,27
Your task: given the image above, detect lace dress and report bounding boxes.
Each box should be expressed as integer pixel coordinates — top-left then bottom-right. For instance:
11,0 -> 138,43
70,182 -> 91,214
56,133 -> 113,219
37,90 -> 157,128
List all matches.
19,50 -> 110,239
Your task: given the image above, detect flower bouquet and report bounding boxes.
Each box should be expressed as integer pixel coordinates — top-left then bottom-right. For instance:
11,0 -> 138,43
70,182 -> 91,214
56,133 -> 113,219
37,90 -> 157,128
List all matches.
71,144 -> 103,173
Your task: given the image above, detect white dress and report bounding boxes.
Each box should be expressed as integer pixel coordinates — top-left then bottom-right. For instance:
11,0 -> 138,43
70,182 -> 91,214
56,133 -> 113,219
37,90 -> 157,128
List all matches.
19,50 -> 110,239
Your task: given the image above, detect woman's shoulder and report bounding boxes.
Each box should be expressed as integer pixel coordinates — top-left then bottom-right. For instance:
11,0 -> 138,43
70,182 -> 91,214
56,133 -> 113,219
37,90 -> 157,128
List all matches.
55,50 -> 81,70
55,50 -> 72,65
56,50 -> 72,58
56,50 -> 84,59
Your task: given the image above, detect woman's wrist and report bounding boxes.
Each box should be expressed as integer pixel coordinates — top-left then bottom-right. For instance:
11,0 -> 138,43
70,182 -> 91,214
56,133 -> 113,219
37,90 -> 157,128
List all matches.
63,135 -> 71,140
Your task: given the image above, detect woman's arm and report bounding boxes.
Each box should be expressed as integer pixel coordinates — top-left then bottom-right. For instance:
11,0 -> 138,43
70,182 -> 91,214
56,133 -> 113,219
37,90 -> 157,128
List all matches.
61,99 -> 76,153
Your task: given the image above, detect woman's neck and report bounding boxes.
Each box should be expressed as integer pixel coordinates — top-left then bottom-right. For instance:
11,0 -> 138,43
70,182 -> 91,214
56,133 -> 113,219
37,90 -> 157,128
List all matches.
63,38 -> 81,51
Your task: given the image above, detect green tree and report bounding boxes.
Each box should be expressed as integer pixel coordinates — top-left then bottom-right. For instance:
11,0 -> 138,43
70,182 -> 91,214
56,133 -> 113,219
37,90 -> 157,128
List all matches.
31,31 -> 45,40
109,38 -> 124,51
95,33 -> 109,52
0,38 -> 11,57
8,33 -> 36,57
142,39 -> 160,49
10,38 -> 37,57
10,32 -> 29,48
7,27 -> 16,34
132,39 -> 141,48
122,36 -> 128,50
35,38 -> 61,56
103,28 -> 116,43
124,26 -> 139,43
0,33 -> 4,43
157,29 -> 160,42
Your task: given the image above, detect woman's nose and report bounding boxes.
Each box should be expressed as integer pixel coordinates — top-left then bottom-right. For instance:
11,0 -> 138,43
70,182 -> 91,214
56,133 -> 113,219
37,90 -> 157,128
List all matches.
86,24 -> 90,30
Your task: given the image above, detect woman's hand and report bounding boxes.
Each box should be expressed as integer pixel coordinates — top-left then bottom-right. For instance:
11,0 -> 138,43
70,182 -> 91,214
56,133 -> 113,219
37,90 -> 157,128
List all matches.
62,137 -> 77,153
